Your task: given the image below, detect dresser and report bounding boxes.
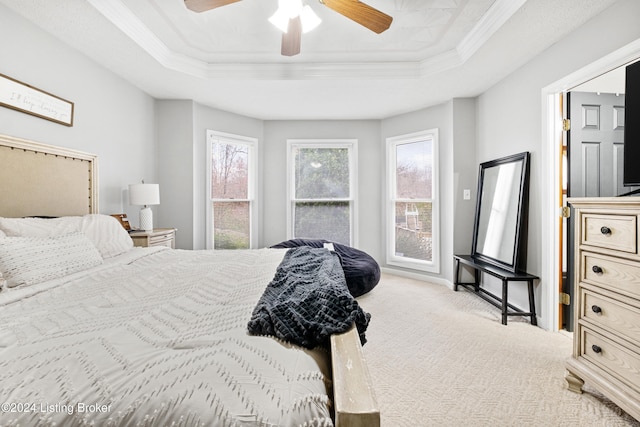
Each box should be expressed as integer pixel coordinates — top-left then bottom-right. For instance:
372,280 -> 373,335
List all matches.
130,228 -> 176,248
565,198 -> 640,420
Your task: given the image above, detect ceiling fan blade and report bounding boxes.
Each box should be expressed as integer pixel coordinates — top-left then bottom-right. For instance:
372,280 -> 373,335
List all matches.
184,0 -> 241,13
320,0 -> 392,34
281,16 -> 302,57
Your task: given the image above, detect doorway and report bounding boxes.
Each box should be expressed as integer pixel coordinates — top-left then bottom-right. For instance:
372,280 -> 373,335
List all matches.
564,90 -> 626,331
542,39 -> 640,332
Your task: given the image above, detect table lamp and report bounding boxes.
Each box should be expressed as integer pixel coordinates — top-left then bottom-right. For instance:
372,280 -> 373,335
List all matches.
129,181 -> 160,231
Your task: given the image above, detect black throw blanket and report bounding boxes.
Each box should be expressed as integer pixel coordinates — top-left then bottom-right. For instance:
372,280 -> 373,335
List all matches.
247,247 -> 370,349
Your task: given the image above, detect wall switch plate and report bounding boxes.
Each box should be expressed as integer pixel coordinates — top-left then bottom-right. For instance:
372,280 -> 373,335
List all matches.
463,189 -> 471,200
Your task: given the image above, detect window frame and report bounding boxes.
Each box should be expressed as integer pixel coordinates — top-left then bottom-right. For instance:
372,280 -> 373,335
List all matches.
386,129 -> 440,273
286,139 -> 358,246
206,130 -> 258,250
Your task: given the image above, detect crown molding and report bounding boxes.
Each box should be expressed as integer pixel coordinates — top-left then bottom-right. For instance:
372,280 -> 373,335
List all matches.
457,0 -> 527,62
87,0 -> 527,80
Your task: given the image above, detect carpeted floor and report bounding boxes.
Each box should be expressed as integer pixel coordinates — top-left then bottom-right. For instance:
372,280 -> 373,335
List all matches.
356,273 -> 640,426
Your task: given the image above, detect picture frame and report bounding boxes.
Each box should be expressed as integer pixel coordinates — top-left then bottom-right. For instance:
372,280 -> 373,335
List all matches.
0,73 -> 74,126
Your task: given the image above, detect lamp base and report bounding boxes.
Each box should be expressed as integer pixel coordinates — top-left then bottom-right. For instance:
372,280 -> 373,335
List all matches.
139,207 -> 153,231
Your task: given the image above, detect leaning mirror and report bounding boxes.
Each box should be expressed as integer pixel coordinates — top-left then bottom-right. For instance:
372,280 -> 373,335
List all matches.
471,152 -> 530,273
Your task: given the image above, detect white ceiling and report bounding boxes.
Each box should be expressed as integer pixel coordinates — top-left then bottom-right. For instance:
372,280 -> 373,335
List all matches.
0,0 -> 621,120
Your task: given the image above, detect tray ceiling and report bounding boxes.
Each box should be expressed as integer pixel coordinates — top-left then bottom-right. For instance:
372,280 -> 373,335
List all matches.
0,0 -> 620,119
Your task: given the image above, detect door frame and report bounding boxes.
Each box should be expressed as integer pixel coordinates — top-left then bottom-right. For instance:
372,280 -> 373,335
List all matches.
541,39 -> 640,331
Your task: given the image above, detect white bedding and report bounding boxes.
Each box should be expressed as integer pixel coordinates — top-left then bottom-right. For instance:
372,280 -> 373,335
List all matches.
0,247 -> 334,427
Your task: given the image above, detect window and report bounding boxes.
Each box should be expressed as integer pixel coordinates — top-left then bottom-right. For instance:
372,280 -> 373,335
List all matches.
207,130 -> 257,249
386,129 -> 439,272
288,139 -> 357,245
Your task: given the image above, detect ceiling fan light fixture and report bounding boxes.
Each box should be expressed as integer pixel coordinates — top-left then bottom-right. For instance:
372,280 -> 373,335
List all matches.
270,0 -> 319,33
280,0 -> 303,17
300,5 -> 321,33
268,8 -> 291,32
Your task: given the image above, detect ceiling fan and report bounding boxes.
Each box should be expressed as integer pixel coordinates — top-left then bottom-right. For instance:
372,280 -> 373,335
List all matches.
184,0 -> 393,56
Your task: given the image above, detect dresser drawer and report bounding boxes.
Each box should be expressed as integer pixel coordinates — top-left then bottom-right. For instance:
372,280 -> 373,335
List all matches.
582,213 -> 637,253
580,326 -> 640,393
130,229 -> 176,248
581,289 -> 640,346
149,233 -> 173,246
567,198 -> 640,419
583,252 -> 640,300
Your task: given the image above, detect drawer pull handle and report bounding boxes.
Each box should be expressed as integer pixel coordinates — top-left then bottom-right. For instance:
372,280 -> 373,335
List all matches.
592,265 -> 603,274
591,305 -> 602,314
600,226 -> 611,235
592,345 -> 602,354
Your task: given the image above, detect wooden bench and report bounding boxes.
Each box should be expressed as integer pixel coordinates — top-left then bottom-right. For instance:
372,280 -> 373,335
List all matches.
453,254 -> 538,325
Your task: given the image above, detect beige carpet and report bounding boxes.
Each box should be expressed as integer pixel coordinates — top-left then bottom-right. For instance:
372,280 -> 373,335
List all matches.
357,273 -> 640,426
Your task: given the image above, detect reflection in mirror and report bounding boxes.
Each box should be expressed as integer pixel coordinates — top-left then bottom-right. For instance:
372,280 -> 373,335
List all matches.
476,161 -> 523,263
472,152 -> 530,273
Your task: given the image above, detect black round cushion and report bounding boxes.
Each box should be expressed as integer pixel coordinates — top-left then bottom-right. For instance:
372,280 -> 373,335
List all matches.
270,239 -> 380,297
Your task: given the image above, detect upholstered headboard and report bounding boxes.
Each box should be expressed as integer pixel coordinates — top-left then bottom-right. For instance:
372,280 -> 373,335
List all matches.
0,134 -> 98,218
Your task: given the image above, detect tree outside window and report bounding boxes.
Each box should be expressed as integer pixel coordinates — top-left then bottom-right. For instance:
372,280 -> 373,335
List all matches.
207,131 -> 256,249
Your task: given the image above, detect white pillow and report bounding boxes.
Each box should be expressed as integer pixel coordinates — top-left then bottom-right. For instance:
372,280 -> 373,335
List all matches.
0,233 -> 103,288
0,216 -> 82,237
0,229 -> 6,238
81,214 -> 133,259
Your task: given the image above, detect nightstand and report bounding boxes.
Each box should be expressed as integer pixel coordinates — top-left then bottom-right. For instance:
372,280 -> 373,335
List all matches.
130,228 -> 176,248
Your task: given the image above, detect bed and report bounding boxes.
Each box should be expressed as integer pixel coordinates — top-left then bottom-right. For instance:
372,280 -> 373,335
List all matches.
0,134 -> 379,427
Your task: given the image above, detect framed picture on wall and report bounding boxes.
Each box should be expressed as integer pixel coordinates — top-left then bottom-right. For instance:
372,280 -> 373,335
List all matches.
0,73 -> 74,126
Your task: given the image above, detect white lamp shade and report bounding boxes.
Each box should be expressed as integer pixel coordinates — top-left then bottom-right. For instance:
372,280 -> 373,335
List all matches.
129,183 -> 160,206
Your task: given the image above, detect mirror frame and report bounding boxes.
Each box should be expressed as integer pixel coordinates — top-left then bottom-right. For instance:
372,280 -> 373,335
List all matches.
471,151 -> 530,273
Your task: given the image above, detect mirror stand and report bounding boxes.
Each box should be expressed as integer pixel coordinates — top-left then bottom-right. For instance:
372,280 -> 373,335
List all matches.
454,152 -> 538,325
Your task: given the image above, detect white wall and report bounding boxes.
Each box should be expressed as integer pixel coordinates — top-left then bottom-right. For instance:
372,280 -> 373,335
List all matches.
0,4 -> 156,218
451,98 -> 478,256
155,100 -> 195,249
155,100 -> 264,250
476,0 -> 640,328
5,0 -> 640,330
